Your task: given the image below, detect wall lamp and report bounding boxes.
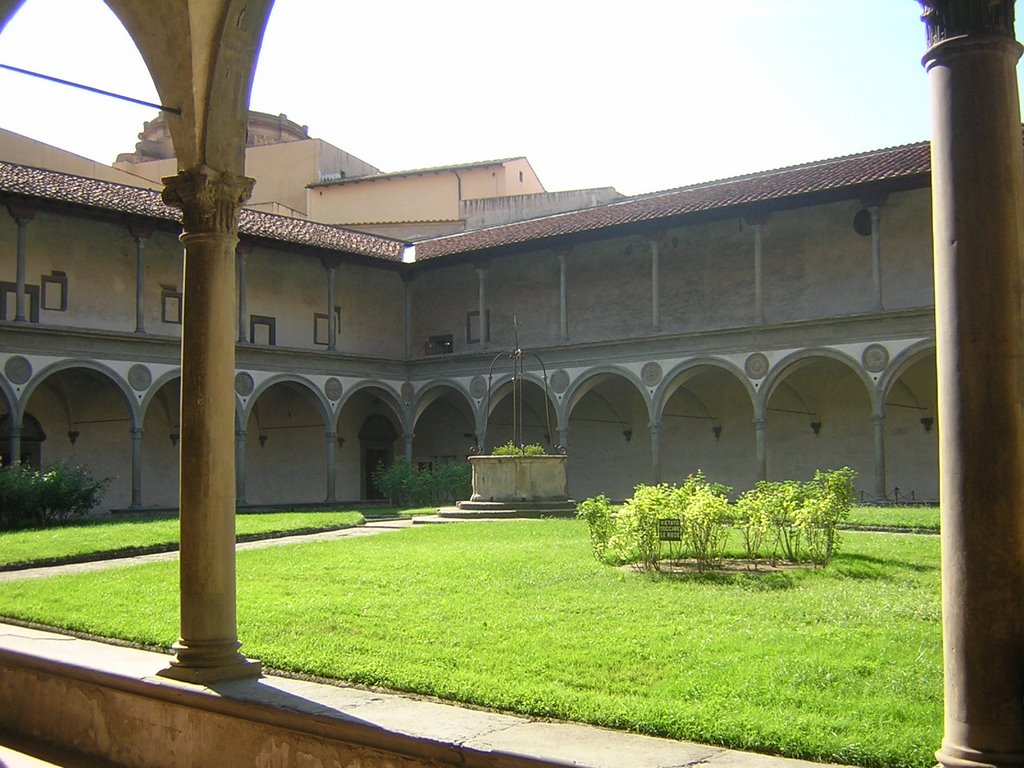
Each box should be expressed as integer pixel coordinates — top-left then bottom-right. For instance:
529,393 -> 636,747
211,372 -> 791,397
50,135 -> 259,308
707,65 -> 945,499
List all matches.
622,429 -> 632,443
337,436 -> 346,449
920,417 -> 934,433
169,432 -> 179,447
259,434 -> 268,448
712,425 -> 722,441
810,421 -> 822,435
68,430 -> 80,445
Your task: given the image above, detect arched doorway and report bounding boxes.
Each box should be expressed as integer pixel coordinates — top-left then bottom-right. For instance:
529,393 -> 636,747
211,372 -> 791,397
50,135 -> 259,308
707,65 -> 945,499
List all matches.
359,413 -> 398,500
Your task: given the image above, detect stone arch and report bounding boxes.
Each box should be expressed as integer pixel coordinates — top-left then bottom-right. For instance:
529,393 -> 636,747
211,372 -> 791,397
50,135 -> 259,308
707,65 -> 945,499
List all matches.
242,375 -> 331,506
337,383 -> 407,500
565,368 -> 651,501
411,382 -> 478,462
564,365 -> 648,424
21,360 -> 138,508
140,374 -> 182,509
763,349 -> 876,492
879,344 -> 938,502
657,360 -> 758,492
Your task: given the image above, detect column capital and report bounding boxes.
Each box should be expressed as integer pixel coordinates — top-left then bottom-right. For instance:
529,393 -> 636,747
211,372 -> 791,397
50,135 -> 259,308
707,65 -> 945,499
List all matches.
236,241 -> 253,257
920,1 -> 1016,48
321,255 -> 343,271
744,212 -> 771,227
162,165 -> 254,235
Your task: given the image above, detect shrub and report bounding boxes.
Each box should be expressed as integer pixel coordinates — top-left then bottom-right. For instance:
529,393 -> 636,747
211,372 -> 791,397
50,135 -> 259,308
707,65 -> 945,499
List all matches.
371,459 -> 471,507
576,494 -> 614,561
576,467 -> 856,571
0,460 -> 109,531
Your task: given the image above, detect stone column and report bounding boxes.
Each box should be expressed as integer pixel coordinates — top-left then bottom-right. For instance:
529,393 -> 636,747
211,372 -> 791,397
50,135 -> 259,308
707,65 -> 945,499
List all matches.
235,429 -> 247,506
322,256 -> 340,351
9,420 -> 21,468
754,414 -> 767,482
158,165 -> 260,683
556,425 -> 570,452
921,3 -> 1024,765
404,432 -> 414,465
872,412 -> 886,501
649,421 -> 662,484
558,250 -> 569,342
745,214 -> 769,322
130,226 -> 152,334
870,205 -> 883,310
325,431 -> 337,503
236,243 -> 250,344
7,206 -> 35,323
646,235 -> 662,332
476,264 -> 488,348
130,427 -> 143,510
403,273 -> 414,358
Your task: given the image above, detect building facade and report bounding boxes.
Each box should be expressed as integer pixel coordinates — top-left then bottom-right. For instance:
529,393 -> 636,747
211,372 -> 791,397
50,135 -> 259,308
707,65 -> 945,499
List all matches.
0,140 -> 937,511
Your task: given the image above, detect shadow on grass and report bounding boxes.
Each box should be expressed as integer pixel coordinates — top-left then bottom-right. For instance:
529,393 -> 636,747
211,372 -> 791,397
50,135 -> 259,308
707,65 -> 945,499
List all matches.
643,567 -> 799,591
832,551 -> 939,580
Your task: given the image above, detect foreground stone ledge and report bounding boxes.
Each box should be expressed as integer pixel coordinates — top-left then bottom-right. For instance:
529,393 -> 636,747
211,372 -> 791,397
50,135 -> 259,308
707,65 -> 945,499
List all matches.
0,622 -> 843,768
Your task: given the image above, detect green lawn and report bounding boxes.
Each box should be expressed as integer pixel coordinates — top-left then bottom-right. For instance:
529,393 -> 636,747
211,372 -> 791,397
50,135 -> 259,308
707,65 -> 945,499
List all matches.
0,510 -> 366,567
0,519 -> 941,768
845,506 -> 939,531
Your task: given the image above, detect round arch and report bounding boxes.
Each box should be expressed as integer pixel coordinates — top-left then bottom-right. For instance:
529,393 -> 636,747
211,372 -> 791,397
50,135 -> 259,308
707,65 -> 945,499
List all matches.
21,359 -> 138,426
564,365 -> 648,425
762,347 -> 877,414
337,381 -> 409,435
653,357 -> 755,422
411,379 -> 475,429
878,343 -> 938,502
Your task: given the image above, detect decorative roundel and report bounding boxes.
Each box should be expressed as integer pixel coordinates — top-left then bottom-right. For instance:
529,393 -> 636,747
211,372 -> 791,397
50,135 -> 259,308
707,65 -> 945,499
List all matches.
549,369 -> 570,395
641,362 -> 663,388
401,381 -> 415,403
862,344 -> 890,373
324,377 -> 343,401
4,356 -> 31,385
469,375 -> 488,399
234,372 -> 255,397
745,353 -> 770,380
127,364 -> 152,391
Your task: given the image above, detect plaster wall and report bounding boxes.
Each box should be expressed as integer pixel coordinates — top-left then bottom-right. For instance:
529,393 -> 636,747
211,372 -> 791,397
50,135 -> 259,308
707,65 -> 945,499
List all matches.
483,251 -> 561,350
879,189 -> 934,310
762,202 -> 875,322
244,247 -> 325,349
458,159 -> 545,200
141,382 -> 181,508
309,173 -> 460,225
660,219 -> 756,332
409,263 -> 478,356
566,238 -> 651,342
335,263 -> 405,358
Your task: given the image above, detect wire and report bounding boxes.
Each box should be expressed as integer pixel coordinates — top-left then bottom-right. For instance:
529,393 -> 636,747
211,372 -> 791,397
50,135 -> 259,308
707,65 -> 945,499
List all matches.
0,63 -> 181,115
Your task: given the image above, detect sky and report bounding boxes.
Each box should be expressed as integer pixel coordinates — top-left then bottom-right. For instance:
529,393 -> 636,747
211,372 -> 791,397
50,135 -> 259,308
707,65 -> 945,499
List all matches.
0,1 -> 992,196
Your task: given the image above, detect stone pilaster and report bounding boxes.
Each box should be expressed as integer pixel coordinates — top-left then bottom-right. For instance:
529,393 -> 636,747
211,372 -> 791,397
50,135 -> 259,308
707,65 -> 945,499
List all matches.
921,2 -> 1024,765
158,165 -> 260,683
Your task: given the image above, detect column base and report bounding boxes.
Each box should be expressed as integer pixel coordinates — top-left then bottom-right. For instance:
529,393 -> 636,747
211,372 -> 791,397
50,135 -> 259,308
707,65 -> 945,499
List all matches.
157,638 -> 262,684
937,741 -> 1024,768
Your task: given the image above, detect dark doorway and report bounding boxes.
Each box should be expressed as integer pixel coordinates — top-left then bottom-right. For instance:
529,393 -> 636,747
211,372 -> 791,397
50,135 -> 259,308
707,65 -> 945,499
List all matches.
0,413 -> 45,467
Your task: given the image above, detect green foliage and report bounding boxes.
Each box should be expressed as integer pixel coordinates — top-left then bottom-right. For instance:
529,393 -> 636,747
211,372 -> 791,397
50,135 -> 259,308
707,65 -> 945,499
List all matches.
372,459 -> 471,507
575,494 -> 614,561
0,461 -> 109,531
577,468 -> 856,570
491,441 -> 546,456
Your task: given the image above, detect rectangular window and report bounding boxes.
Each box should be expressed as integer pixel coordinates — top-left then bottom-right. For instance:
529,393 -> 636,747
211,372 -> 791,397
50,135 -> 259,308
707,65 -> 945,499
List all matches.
161,285 -> 182,324
426,334 -> 453,355
250,315 -> 276,346
313,306 -> 341,346
0,282 -> 40,323
41,271 -> 68,311
466,310 -> 491,344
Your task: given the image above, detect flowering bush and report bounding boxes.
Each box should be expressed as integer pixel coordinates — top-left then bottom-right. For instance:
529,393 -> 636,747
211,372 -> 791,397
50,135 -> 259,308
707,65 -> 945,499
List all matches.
491,441 -> 546,456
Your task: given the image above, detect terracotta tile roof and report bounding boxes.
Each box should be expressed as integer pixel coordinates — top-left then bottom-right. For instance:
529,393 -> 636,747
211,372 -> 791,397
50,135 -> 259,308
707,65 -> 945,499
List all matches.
412,141 -> 932,260
0,161 -> 408,261
309,157 -> 525,188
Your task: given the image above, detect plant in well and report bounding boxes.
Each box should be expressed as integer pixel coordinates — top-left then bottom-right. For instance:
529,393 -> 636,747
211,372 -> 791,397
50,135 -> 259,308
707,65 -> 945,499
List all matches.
490,441 -> 546,456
